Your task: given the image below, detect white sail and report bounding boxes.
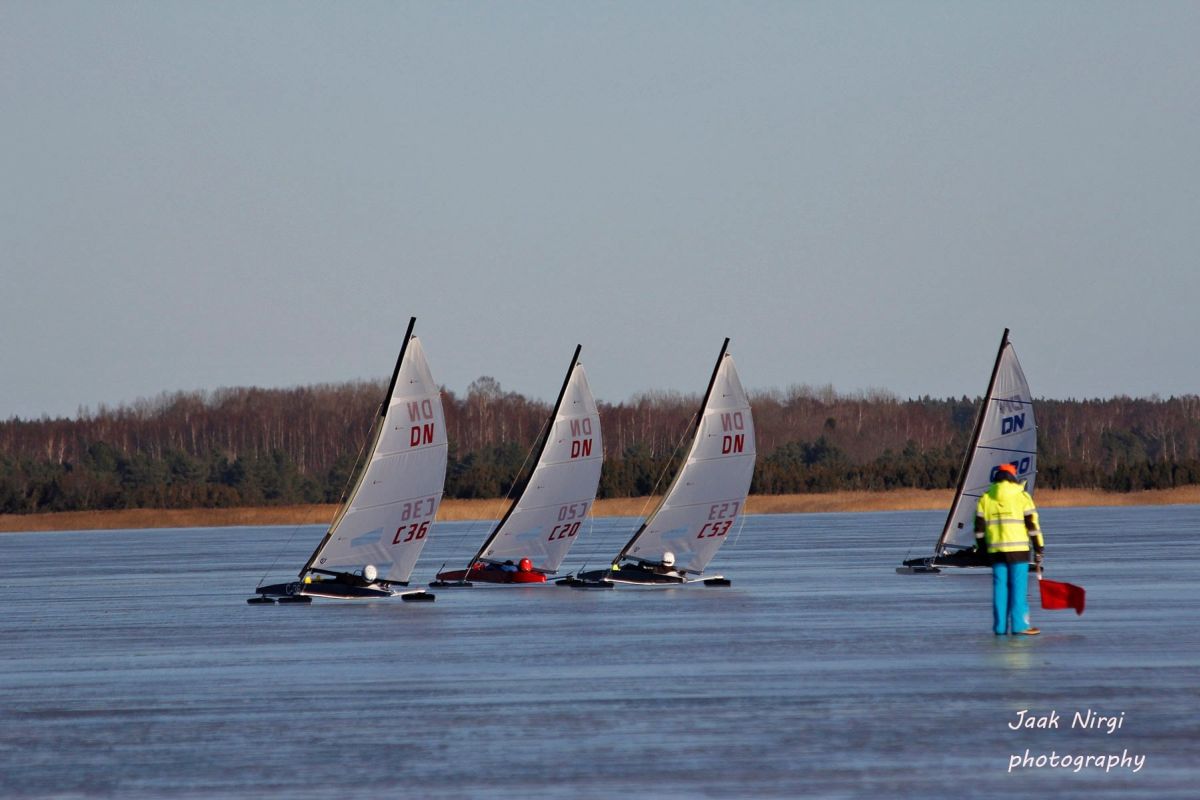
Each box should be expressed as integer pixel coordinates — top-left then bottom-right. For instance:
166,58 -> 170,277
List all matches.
310,336 -> 448,583
478,360 -> 603,572
621,349 -> 755,574
938,334 -> 1036,552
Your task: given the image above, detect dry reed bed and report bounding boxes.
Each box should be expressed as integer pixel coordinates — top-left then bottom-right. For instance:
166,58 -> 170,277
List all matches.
3,486 -> 1199,533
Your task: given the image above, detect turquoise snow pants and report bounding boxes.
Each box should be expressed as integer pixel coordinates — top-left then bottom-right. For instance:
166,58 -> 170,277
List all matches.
991,561 -> 1031,635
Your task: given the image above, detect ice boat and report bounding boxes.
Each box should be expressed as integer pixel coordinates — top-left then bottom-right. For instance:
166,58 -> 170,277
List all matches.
432,345 -> 602,586
898,328 -> 1037,574
559,338 -> 755,588
249,317 -> 447,603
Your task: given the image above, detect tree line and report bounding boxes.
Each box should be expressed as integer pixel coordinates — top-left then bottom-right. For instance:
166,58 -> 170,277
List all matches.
1,380 -> 1199,515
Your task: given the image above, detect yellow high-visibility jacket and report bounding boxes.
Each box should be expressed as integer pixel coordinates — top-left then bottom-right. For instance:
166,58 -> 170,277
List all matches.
975,480 -> 1043,554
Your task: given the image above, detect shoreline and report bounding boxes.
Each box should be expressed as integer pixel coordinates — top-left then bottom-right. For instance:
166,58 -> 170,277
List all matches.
2,486 -> 1198,533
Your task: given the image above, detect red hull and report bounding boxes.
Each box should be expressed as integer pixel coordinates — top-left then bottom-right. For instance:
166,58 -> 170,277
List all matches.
436,566 -> 547,584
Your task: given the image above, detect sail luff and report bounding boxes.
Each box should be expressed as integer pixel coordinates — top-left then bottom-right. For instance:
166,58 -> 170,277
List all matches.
935,328 -> 1009,555
466,345 -> 582,569
379,317 -> 418,418
615,337 -> 730,565
299,317 -> 418,578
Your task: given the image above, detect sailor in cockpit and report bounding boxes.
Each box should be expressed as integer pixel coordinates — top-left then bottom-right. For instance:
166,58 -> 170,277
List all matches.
650,551 -> 681,577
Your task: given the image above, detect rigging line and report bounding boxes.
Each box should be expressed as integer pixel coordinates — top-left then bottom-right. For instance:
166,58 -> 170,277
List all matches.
635,409 -> 700,528
256,403 -> 380,589
445,412 -> 553,571
571,508 -> 601,577
727,508 -> 751,551
582,511 -> 595,561
900,487 -> 954,562
574,499 -> 613,574
255,508 -> 328,589
900,523 -> 928,564
338,401 -> 383,508
594,408 -> 699,576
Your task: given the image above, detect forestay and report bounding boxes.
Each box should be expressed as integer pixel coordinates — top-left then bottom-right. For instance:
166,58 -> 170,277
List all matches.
477,360 -> 602,572
938,336 -> 1036,552
309,337 -> 448,583
621,350 -> 755,574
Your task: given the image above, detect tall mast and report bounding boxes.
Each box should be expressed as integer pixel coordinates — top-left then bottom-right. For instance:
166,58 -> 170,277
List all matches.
934,327 -> 1009,555
614,337 -> 730,565
379,316 -> 418,418
299,317 -> 418,577
466,345 -> 583,568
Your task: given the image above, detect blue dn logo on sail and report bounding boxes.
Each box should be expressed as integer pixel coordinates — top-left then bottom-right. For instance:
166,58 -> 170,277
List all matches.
1001,413 -> 1025,435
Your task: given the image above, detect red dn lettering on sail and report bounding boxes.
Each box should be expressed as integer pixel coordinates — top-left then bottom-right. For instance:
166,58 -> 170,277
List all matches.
569,418 -> 594,459
407,398 -> 436,447
720,411 -> 745,455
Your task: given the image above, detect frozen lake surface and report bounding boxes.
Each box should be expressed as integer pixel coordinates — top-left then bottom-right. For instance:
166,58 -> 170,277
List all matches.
2,505 -> 1197,798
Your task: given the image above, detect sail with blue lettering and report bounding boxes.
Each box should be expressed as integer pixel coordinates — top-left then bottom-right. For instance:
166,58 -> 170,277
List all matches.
900,329 -> 1036,573
936,329 -> 1036,554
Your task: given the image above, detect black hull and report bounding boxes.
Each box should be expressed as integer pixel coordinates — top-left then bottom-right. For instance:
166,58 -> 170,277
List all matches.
555,575 -> 614,589
901,547 -> 1025,572
254,580 -> 392,600
571,566 -> 686,585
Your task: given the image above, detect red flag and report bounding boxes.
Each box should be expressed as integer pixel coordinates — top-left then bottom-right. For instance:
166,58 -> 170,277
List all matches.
1039,577 -> 1086,615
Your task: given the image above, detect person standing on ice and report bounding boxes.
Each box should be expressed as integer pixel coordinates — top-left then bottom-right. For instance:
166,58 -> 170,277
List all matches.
975,462 -> 1045,636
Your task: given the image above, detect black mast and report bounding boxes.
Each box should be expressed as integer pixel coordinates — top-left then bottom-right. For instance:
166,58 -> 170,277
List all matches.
299,316 -> 418,577
934,327 -> 1009,555
614,337 -> 730,566
378,317 -> 417,418
466,344 -> 583,569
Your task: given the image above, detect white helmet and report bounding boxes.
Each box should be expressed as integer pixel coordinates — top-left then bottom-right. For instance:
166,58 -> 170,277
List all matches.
661,551 -> 675,568
363,564 -> 378,582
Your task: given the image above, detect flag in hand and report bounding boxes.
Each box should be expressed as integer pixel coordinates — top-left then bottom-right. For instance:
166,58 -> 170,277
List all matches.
1039,576 -> 1086,615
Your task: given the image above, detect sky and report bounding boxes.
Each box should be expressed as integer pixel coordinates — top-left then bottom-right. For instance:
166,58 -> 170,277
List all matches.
3,2 -> 1198,419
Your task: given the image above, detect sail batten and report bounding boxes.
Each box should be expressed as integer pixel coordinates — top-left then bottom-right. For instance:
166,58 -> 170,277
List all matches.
338,492 -> 444,512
